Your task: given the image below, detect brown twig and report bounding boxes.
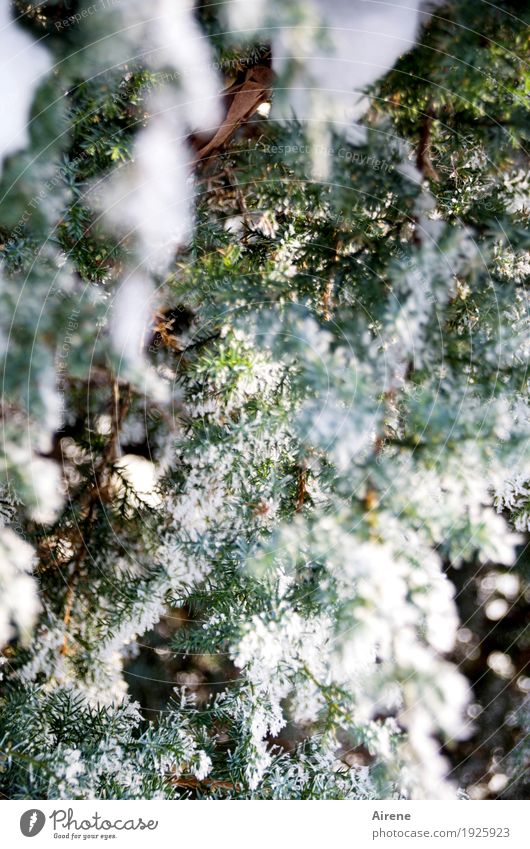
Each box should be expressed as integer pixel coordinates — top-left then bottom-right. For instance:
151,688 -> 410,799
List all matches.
60,375 -> 130,655
320,279 -> 335,321
171,776 -> 240,793
295,464 -> 307,512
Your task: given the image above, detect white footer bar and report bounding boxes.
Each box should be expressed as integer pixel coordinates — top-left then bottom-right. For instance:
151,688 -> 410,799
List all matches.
3,799 -> 526,848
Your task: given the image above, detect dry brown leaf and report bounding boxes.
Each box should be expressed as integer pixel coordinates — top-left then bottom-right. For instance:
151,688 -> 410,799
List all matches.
196,65 -> 273,161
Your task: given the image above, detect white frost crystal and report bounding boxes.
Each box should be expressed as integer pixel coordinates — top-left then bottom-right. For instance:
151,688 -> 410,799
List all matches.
0,528 -> 40,647
99,108 -> 193,273
226,0 -> 438,124
93,0 -> 223,271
